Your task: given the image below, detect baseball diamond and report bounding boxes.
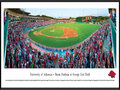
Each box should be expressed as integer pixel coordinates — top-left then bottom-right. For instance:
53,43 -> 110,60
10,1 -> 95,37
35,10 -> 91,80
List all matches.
28,23 -> 101,48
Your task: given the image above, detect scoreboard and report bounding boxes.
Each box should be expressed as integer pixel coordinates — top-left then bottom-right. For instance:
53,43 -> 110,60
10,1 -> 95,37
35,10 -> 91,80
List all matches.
86,16 -> 92,22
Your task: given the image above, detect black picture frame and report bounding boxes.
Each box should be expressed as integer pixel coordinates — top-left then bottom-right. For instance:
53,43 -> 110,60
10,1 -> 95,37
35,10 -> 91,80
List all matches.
0,0 -> 119,90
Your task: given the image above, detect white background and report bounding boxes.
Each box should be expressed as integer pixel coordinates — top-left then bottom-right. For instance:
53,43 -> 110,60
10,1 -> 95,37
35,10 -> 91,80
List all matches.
1,2 -> 119,88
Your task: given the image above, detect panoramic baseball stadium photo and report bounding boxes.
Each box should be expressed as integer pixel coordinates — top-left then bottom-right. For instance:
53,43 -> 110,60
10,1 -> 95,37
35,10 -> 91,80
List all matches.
4,8 -> 116,68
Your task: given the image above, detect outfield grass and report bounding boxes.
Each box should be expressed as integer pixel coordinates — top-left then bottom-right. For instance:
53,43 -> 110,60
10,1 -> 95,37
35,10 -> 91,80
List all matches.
41,28 -> 64,37
28,23 -> 101,48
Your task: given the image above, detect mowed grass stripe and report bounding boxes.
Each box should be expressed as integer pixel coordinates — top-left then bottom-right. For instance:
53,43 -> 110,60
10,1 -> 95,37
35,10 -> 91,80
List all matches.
28,23 -> 101,48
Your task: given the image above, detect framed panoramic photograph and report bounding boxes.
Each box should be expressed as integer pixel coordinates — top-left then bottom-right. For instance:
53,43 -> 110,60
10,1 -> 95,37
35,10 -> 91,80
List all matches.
1,1 -> 119,89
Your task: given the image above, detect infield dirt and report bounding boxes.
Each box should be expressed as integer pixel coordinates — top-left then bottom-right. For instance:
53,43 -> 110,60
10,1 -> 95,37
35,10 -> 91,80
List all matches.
33,26 -> 78,38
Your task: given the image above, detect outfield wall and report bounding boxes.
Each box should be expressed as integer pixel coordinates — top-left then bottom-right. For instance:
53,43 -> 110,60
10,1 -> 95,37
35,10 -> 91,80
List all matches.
76,22 -> 104,25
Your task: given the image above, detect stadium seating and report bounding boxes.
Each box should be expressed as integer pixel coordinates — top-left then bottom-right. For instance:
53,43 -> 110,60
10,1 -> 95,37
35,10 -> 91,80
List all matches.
4,12 -> 114,68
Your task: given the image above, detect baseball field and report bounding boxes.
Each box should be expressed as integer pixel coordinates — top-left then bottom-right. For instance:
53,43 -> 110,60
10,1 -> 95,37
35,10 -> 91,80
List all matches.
28,23 -> 101,48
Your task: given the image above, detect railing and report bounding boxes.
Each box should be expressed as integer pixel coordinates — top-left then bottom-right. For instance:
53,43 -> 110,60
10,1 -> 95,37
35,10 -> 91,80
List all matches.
110,19 -> 116,68
4,18 -> 9,67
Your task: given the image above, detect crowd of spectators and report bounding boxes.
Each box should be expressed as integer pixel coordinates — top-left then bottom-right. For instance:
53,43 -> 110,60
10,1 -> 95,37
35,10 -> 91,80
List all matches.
22,20 -> 55,30
58,23 -> 114,68
5,20 -> 114,68
5,20 -> 56,68
110,9 -> 116,26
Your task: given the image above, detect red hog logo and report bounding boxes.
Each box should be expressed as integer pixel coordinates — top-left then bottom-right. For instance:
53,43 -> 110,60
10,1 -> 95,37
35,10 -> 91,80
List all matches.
108,70 -> 116,78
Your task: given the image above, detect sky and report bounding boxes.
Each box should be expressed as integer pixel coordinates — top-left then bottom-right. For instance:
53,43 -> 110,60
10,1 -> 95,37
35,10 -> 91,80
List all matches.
23,8 -> 110,18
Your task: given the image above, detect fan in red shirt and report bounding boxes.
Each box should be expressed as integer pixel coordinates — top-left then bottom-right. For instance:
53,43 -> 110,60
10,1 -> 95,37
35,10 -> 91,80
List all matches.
66,51 -> 68,57
55,53 -> 58,59
109,50 -> 111,57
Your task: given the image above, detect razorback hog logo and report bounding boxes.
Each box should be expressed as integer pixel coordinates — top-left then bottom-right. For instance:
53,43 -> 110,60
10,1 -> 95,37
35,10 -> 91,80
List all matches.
108,70 -> 116,78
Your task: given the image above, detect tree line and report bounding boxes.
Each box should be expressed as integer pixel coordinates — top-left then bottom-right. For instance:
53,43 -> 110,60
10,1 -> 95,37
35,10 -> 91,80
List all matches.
76,16 -> 110,22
